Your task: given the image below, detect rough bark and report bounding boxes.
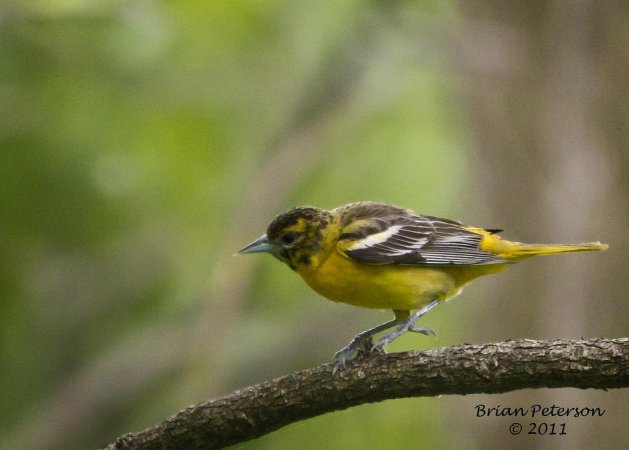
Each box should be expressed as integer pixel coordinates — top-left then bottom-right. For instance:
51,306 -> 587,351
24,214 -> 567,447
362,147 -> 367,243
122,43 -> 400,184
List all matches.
104,338 -> 628,449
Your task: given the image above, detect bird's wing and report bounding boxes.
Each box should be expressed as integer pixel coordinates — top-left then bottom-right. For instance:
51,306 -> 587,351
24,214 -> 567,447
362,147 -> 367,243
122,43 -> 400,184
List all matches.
336,211 -> 508,266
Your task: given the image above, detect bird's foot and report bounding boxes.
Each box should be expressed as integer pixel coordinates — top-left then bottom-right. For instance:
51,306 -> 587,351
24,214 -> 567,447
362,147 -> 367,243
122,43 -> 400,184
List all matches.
371,324 -> 435,353
408,325 -> 436,336
332,336 -> 373,376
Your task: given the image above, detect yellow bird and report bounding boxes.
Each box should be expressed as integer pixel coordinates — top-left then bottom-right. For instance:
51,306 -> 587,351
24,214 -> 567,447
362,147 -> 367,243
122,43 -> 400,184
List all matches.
239,202 -> 608,371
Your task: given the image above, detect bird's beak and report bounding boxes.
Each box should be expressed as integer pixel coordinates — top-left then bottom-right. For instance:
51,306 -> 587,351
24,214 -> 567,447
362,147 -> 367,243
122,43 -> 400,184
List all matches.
237,234 -> 278,255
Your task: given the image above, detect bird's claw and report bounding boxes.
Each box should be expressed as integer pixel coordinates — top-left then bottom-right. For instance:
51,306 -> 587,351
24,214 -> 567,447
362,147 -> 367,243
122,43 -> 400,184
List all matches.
370,324 -> 436,353
331,313 -> 437,376
332,347 -> 355,375
332,337 -> 372,376
371,327 -> 405,353
370,340 -> 387,354
409,325 -> 436,336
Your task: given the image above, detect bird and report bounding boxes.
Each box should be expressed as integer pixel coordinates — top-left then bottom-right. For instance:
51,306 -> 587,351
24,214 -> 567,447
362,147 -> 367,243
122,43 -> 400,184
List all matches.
238,201 -> 608,372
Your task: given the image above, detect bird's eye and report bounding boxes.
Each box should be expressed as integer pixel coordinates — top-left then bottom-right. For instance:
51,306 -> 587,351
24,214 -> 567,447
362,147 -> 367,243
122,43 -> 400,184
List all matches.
281,233 -> 296,245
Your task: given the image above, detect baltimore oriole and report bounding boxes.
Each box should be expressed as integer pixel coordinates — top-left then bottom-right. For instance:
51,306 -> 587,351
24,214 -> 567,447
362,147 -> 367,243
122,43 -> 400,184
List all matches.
239,202 -> 608,371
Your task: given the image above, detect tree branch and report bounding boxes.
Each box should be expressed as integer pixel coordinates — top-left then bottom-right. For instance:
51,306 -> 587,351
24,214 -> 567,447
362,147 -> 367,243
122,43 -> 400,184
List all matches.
105,338 -> 628,449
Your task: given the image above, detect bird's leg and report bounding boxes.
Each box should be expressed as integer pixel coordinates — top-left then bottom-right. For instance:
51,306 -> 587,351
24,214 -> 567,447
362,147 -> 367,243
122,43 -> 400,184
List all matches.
372,299 -> 440,352
332,300 -> 440,375
332,319 -> 397,374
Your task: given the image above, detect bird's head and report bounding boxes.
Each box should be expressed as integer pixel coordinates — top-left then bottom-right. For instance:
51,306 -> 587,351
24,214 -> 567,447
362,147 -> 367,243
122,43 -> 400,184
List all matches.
238,206 -> 333,270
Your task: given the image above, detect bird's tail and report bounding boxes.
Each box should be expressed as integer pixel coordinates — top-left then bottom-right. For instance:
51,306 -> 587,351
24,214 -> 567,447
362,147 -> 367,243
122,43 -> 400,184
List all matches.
504,241 -> 608,260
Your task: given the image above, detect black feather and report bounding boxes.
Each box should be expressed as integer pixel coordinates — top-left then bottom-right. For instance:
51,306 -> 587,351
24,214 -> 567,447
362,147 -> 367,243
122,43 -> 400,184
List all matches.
336,202 -> 508,266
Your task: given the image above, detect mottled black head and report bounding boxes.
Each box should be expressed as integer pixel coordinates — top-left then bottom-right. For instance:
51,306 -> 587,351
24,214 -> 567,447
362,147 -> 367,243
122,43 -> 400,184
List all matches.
267,206 -> 323,240
238,206 -> 333,271
264,206 -> 329,269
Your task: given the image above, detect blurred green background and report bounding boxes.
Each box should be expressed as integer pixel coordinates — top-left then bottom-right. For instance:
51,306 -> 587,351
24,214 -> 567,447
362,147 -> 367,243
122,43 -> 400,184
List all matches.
1,1 -> 627,449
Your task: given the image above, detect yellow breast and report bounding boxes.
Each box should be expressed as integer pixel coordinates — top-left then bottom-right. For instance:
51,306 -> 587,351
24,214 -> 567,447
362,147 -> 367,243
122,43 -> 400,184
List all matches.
297,250 -> 463,311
